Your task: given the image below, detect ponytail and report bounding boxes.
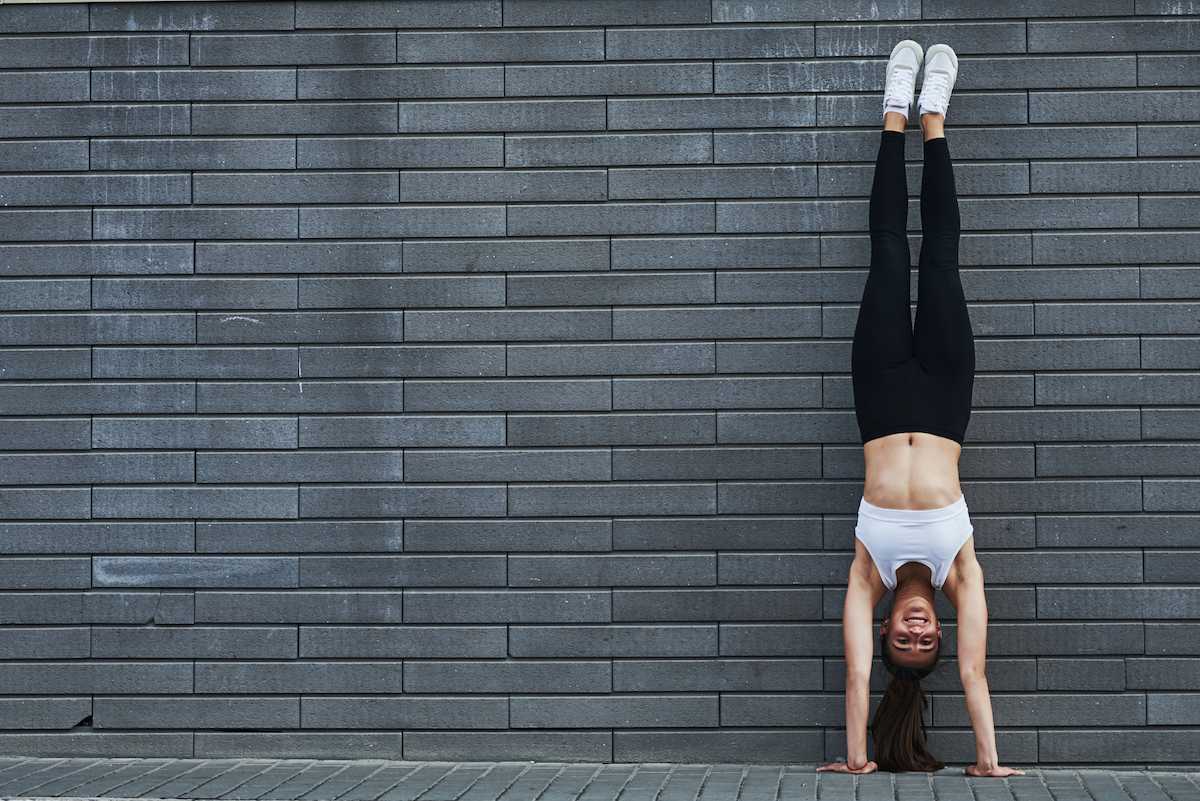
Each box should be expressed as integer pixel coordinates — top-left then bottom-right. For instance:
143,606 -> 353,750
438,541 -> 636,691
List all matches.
871,638 -> 945,772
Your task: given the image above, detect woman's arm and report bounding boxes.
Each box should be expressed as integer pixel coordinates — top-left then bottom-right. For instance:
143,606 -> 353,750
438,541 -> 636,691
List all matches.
820,543 -> 886,774
949,555 -> 1025,777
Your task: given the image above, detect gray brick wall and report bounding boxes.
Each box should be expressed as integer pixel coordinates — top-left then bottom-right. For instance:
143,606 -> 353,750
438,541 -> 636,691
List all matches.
0,0 -> 1197,766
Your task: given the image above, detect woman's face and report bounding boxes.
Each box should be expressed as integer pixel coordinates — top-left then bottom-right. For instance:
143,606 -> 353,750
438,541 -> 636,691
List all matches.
881,595 -> 942,670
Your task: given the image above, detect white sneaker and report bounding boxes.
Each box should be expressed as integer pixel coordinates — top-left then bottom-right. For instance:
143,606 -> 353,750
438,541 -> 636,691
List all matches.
918,44 -> 958,118
883,40 -> 923,123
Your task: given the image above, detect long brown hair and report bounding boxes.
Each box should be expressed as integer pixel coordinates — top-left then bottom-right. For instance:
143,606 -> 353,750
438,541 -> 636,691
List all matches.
871,637 -> 945,772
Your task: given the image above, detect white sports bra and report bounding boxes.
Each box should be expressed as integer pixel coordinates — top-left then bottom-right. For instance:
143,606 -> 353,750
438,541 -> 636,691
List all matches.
854,495 -> 973,590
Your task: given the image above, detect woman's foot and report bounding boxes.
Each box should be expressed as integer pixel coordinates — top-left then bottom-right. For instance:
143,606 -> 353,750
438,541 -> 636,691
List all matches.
917,44 -> 958,119
883,40 -> 923,125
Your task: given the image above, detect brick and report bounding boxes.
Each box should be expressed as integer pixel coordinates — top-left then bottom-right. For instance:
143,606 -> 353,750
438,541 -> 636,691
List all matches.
299,346 -> 505,378
0,244 -> 192,276
405,661 -> 608,693
200,312 -> 404,344
404,733 -> 609,762
713,0 -> 920,21
632,306 -> 824,340
507,133 -> 712,169
717,552 -> 850,586
92,627 -> 296,659
965,268 -> 1138,302
0,312 -> 194,346
614,236 -> 818,271
0,5 -> 87,32
512,273 -> 712,308
0,489 -> 90,521
816,21 -> 1024,56
93,69 -> 295,101
510,625 -> 716,658
510,696 -> 717,728
299,415 -> 502,447
405,379 -> 608,412
196,590 -> 401,624
405,449 -> 609,482
295,0 -> 501,28
404,238 -> 608,273
716,411 -> 858,444
504,0 -> 710,24
1037,443 -> 1200,477
930,0 -> 1130,16
94,697 -> 297,730
300,555 -> 504,587
611,96 -> 814,132
405,589 -> 609,624
0,558 -> 87,590
1148,694 -> 1200,725
614,589 -> 821,621
1,521 -> 191,555
722,480 -> 867,513
1038,515 -> 1200,548
510,483 -> 715,517
298,66 -> 502,100
93,487 -> 298,520
609,166 -> 816,201
300,626 -> 505,658
614,659 -> 819,692
298,136 -> 502,169
301,205 -> 504,238
198,521 -> 401,553
1,105 -> 189,138
510,554 -> 714,588
399,29 -> 602,62
977,550 -> 1141,585
935,693 -> 1144,728
1034,231 -> 1200,265
0,419 -> 88,450
92,137 -> 293,170
399,100 -> 605,134
1041,730 -> 1200,763
1,174 -> 191,209
975,338 -> 1139,371
194,102 -> 396,135
95,208 -> 297,240
0,453 -> 191,486
1030,17 -> 1199,51
84,591 -> 193,625
0,210 -> 90,242
616,733 -> 822,764
1144,267 -> 1200,298
197,242 -> 398,275
818,159 -> 1028,196
194,172 -> 398,205
0,72 -> 88,103
716,59 -> 885,94
94,278 -> 293,310
192,32 -> 395,65
195,733 -> 403,760
609,25 -> 813,59
964,479 -> 1141,513
195,662 -> 400,695
962,56 -> 1139,90
1140,124 -> 1200,157
198,451 -> 401,483
404,520 -> 609,553
0,733 -> 191,759
1143,408 -> 1200,439
93,417 -> 296,449
403,170 -> 604,204
0,383 -> 193,415
93,347 -> 297,379
509,343 -> 714,376
614,517 -> 820,551
720,694 -> 844,726
508,413 -> 713,447
405,309 -> 608,341
614,446 -> 820,481
716,130 -> 887,164
302,697 -> 506,729
0,280 -> 88,311
1041,587 -> 1200,620
198,381 -> 402,414
0,628 -> 89,659
1144,340 -> 1200,370
0,663 -> 190,695
1033,160 -> 1200,194
1033,89 -> 1200,124
0,141 -> 89,173
1037,658 -> 1126,691
1142,195 -> 1200,228
299,485 -> 506,518
90,2 -> 295,31
988,623 -> 1143,656
1145,480 -> 1200,511
1138,0 -> 1200,10
92,557 -> 296,589
1147,624 -> 1200,654
613,377 -> 820,410
1127,658 -> 1200,690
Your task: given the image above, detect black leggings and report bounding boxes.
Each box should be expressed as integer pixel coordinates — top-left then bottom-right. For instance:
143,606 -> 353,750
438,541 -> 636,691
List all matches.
851,131 -> 974,445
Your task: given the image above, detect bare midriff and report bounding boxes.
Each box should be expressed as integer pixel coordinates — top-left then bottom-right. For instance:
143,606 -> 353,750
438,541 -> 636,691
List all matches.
862,431 -> 963,510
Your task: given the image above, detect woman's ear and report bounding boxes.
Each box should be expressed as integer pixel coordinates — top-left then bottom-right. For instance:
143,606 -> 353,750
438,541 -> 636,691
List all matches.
880,619 -> 889,636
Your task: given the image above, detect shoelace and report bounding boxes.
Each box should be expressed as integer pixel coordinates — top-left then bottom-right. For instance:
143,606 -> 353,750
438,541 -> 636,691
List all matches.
921,72 -> 950,113
883,67 -> 915,111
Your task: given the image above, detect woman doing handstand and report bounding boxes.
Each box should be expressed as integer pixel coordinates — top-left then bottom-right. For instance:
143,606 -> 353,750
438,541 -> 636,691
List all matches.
818,41 -> 1023,777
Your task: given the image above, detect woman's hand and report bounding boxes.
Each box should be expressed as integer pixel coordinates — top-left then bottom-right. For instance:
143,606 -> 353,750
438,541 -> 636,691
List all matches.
966,764 -> 1025,777
818,760 -> 878,774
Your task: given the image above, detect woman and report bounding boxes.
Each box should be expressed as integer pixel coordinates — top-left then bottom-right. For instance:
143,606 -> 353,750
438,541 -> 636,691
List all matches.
818,42 -> 1023,777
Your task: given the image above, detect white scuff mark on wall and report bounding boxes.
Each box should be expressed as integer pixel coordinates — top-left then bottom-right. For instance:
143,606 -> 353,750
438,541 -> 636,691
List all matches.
220,315 -> 263,324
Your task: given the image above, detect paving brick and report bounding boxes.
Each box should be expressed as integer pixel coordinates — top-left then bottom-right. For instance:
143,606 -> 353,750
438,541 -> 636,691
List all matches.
301,205 -> 505,238
1033,159 -> 1200,194
0,734 -> 192,759
510,554 -> 714,588
1143,339 -> 1200,370
193,172 -> 398,205
404,660 -> 609,693
1037,443 -> 1200,477
713,0 -> 920,21
300,626 -> 505,658
617,733 -> 823,764
200,312 -> 404,344
509,272 -> 712,307
95,208 -> 297,240
1034,231 -> 1200,265
507,134 -> 711,170
0,72 -> 88,103
977,550 -> 1141,585
405,379 -> 608,412
195,590 -> 402,624
816,21 -> 1024,56
404,519 -> 610,552
0,173 -> 190,208
0,243 -> 192,276
609,166 -> 816,202
614,236 -> 818,271
614,517 -> 821,551
405,309 -> 608,341
404,732 -> 610,762
614,446 -> 820,481
404,589 -> 609,623
0,280 -> 87,312
197,242 -> 398,275
1038,515 -> 1200,548
510,483 -> 715,517
0,521 -> 192,555
513,695 -> 716,728
198,451 -> 401,483
1127,658 -> 1200,690
0,663 -> 190,695
929,0 -> 1130,16
1041,730 -> 1200,763
0,489 -> 90,521
399,100 -> 605,134
398,29 -> 602,61
721,694 -> 846,726
90,2 -> 294,31
508,413 -> 714,447
507,0 -> 708,25
404,238 -> 608,273
194,102 -> 395,135
94,697 -> 297,730
1033,89 -> 1200,124
1143,408 -> 1200,440
1041,587 -> 1200,620
92,556 -> 297,589
299,415 -> 502,447
92,626 -> 297,659
1,105 -> 190,138
1145,479 -> 1200,511
404,449 -> 609,483
302,697 -> 507,729
295,0 -> 501,28
613,377 -> 819,410
93,487 -> 298,520
84,591 -> 194,625
1142,195 -> 1200,229
0,383 -> 193,415
508,343 -> 715,376
0,452 -> 192,486
195,733 -> 403,760
299,345 -> 505,378
93,347 -> 297,379
975,337 -> 1139,371
92,137 -> 294,170
613,658 -> 820,692
0,558 -> 88,590
0,628 -> 90,660
963,479 -> 1141,513
198,381 -> 402,414
300,136 -> 504,170
403,170 -> 605,204
0,312 -> 194,346
93,417 -> 296,449
0,5 -> 87,32
298,66 -> 502,100
0,141 -> 89,173
717,59 -> 889,95
94,69 -> 295,101
1140,124 -> 1200,157
987,622 -> 1143,656
613,97 -> 815,133
510,625 -> 716,658
1037,658 -> 1127,691
1143,266 -> 1200,299
192,32 -> 395,65
300,555 -> 504,588
0,210 -> 90,242
614,588 -> 821,621
299,485 -> 506,518
197,661 -> 402,694
94,278 -> 292,310
1030,17 -> 1199,51
717,411 -> 858,445
198,521 -> 401,553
